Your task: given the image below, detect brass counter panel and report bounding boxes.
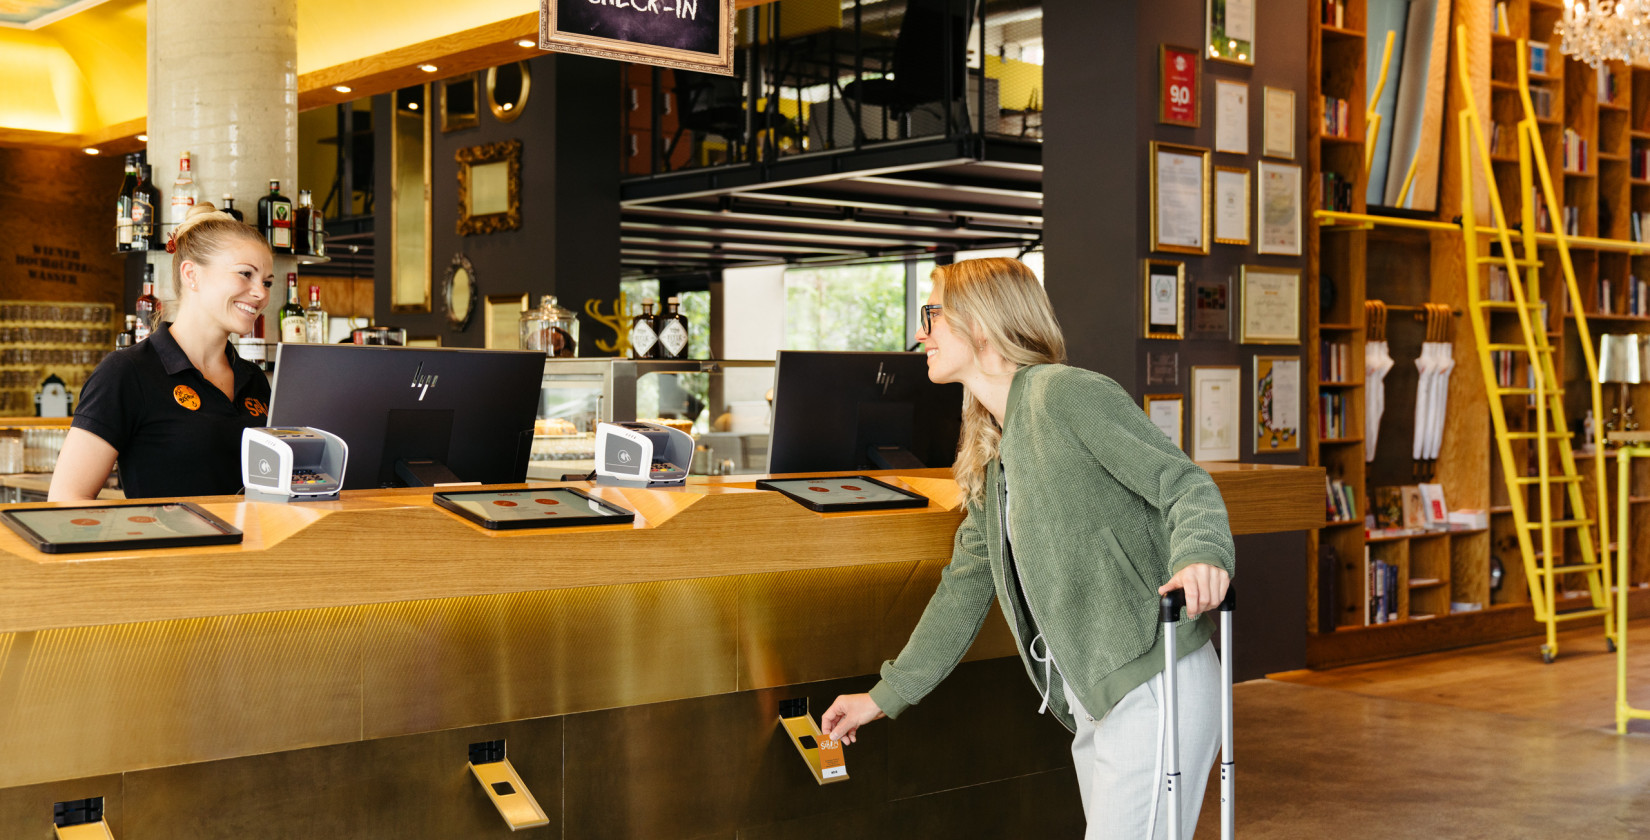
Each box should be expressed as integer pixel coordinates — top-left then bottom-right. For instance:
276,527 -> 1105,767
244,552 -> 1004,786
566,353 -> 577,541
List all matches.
362,577 -> 739,739
120,717 -> 563,840
0,611 -> 364,790
736,562 -> 915,691
881,556 -> 1020,665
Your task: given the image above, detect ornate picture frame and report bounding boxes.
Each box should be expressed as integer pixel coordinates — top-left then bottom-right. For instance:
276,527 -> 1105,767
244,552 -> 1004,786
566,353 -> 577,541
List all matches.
1253,355 -> 1301,453
1143,259 -> 1186,340
540,0 -> 736,76
1150,141 -> 1211,256
441,73 -> 479,133
456,140 -> 523,236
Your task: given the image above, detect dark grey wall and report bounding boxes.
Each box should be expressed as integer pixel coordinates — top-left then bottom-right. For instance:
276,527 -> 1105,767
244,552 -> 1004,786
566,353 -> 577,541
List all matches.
374,55 -> 621,351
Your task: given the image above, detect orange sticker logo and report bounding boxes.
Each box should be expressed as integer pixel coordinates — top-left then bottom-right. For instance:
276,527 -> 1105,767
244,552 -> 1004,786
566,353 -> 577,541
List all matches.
173,385 -> 200,411
244,397 -> 268,417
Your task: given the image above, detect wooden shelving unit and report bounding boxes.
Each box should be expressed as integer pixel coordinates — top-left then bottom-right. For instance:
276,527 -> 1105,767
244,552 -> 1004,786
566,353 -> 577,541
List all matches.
1305,0 -> 1650,667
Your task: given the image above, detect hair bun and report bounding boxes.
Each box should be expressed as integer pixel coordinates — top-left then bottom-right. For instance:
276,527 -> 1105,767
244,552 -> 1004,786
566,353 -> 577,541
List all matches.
174,202 -> 236,240
187,201 -> 220,218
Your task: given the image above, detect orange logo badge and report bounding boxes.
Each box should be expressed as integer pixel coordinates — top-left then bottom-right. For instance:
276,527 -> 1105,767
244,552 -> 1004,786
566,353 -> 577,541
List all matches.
244,397 -> 268,418
173,385 -> 201,411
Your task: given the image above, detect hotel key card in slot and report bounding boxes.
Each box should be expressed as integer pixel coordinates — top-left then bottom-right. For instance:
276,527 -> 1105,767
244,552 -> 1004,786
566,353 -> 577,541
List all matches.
468,740 -> 549,831
241,427 -> 349,502
778,698 -> 848,785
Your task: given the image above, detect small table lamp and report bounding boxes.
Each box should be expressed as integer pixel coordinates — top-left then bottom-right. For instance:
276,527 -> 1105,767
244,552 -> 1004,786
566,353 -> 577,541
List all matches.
1599,333 -> 1641,432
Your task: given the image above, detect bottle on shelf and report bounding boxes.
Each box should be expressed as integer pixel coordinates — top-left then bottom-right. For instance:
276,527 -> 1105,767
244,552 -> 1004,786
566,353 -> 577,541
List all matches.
630,298 -> 659,359
279,273 -> 305,343
115,155 -> 137,252
169,151 -> 198,225
258,180 -> 294,254
656,296 -> 690,359
134,265 -> 159,342
293,189 -> 313,256
116,315 -> 137,349
309,192 -> 326,259
304,284 -> 329,344
131,163 -> 161,251
221,193 -> 243,222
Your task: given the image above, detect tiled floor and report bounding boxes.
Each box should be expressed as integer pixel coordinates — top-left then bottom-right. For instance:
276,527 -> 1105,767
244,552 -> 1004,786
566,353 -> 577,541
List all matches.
1202,620 -> 1650,838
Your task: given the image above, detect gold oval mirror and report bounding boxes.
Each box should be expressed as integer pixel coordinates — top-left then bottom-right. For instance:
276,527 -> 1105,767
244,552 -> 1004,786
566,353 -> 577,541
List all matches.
487,61 -> 531,123
445,253 -> 476,331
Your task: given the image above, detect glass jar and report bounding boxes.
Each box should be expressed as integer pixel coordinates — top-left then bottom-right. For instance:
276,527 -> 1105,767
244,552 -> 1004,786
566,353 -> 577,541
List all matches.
520,295 -> 578,358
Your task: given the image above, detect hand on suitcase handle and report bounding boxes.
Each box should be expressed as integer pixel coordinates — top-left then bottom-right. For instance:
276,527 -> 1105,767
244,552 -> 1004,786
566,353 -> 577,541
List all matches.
1158,563 -> 1233,620
1161,581 -> 1237,623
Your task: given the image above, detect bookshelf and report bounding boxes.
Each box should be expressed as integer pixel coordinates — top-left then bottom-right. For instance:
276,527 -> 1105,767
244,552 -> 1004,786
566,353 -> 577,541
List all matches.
1306,0 -> 1650,667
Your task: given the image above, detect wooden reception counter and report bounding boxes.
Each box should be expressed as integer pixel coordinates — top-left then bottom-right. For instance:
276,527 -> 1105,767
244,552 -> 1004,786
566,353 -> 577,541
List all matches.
0,464 -> 1321,838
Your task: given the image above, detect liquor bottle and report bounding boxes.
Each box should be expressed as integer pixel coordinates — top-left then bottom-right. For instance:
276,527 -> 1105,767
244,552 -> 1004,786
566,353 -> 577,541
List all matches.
169,151 -> 198,225
304,284 -> 329,344
293,189 -> 314,257
630,299 -> 659,359
221,193 -> 243,222
134,265 -> 159,342
258,180 -> 294,254
116,315 -> 137,349
279,274 -> 306,343
308,192 -> 325,258
131,164 -> 161,251
115,155 -> 137,251
656,296 -> 690,359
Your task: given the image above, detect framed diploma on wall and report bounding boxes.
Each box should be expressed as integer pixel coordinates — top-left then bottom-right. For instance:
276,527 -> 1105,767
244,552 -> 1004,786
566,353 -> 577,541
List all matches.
1144,393 -> 1185,450
1239,265 -> 1301,344
1143,259 -> 1185,339
1253,355 -> 1301,453
1206,0 -> 1254,65
1213,166 -> 1250,245
1214,79 -> 1249,154
1151,142 -> 1211,255
1191,366 -> 1241,461
1256,159 -> 1302,256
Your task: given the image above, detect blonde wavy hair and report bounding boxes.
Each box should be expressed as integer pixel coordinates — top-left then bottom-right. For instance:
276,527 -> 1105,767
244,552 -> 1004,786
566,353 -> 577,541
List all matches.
933,257 -> 1066,504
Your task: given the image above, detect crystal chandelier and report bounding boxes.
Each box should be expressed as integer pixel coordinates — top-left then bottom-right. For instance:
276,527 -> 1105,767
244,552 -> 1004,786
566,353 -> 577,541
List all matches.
1555,1 -> 1650,68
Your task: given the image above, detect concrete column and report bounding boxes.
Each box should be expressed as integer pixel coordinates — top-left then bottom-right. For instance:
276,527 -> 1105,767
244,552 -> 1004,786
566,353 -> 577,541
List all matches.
145,0 -> 298,303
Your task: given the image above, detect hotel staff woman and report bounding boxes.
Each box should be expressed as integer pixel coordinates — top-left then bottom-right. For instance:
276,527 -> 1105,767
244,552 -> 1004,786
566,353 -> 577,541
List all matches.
49,204 -> 274,501
821,258 -> 1235,840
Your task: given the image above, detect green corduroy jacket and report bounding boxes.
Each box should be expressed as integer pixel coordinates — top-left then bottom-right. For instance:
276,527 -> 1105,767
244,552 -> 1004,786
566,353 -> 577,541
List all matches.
867,364 -> 1237,732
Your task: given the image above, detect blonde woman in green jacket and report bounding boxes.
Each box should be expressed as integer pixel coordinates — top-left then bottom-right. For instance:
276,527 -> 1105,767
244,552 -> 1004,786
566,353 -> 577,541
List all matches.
822,257 -> 1235,840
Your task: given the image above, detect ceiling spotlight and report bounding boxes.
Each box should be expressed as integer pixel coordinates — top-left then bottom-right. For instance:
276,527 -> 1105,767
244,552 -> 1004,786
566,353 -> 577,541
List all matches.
136,134 -> 148,142
83,147 -> 100,155
408,102 -> 419,110
334,85 -> 352,93
518,39 -> 535,47
418,64 -> 439,73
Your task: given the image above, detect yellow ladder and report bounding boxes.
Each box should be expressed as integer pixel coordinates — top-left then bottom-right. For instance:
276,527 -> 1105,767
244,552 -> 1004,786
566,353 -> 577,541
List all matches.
1454,27 -> 1614,662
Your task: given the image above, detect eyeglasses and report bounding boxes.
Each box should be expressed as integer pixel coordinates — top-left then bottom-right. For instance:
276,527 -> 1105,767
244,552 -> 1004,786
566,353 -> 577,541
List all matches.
920,304 -> 943,334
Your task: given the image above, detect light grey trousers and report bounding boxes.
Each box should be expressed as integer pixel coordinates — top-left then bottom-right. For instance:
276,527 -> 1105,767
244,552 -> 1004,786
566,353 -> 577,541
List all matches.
1062,640 -> 1221,840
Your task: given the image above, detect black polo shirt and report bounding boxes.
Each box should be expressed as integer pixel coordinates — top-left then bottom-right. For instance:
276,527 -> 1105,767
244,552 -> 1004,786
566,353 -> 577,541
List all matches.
72,321 -> 271,499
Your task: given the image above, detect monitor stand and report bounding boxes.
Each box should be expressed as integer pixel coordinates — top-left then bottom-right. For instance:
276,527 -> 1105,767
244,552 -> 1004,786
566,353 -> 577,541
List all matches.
866,446 -> 926,470
395,458 -> 464,487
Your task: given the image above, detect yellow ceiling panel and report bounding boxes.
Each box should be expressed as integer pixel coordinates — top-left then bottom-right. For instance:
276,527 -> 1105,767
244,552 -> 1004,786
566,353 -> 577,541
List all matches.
39,0 -> 145,127
0,27 -> 94,134
295,0 -> 531,73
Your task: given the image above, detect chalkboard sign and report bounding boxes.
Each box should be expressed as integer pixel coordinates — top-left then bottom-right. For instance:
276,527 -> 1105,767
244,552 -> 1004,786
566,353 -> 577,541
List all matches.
539,0 -> 733,76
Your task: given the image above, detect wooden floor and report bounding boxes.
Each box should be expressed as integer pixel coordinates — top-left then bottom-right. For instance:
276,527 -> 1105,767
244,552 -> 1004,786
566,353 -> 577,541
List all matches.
1190,618 -> 1650,839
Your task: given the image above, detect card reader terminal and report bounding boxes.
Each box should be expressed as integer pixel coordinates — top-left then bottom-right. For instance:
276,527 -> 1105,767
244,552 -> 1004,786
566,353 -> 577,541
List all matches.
242,427 -> 349,502
595,421 -> 693,488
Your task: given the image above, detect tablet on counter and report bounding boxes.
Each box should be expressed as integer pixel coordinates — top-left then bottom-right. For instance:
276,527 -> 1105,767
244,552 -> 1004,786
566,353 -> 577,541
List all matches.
432,488 -> 635,530
754,476 -> 929,513
1,503 -> 243,554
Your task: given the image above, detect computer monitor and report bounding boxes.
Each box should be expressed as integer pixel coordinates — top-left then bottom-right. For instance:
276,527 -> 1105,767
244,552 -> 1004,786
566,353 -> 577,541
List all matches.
766,351 -> 963,474
268,344 -> 545,490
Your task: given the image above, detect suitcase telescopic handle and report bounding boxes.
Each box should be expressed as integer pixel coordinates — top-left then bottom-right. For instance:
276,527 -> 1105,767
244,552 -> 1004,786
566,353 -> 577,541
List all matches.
1159,584 -> 1237,623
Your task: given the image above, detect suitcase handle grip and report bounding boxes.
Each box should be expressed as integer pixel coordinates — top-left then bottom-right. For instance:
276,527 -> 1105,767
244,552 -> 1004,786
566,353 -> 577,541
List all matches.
1159,584 -> 1237,623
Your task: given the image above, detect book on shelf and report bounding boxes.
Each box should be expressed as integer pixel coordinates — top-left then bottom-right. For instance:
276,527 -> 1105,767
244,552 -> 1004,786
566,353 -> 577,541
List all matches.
1489,121 -> 1518,157
1322,0 -> 1345,27
1598,64 -> 1621,104
1319,391 -> 1348,438
1372,486 -> 1405,529
1365,554 -> 1399,625
1492,350 -> 1517,387
1320,339 -> 1351,381
1529,86 -> 1554,119
1529,41 -> 1550,76
1320,171 -> 1354,212
1562,205 -> 1579,236
1562,128 -> 1587,173
1493,1 -> 1510,35
1600,276 -> 1613,315
1635,147 -> 1650,181
1418,483 -> 1449,528
1632,274 -> 1648,316
1532,189 -> 1551,233
1634,210 -> 1646,242
1488,263 -> 1511,301
1321,96 -> 1352,138
1326,477 -> 1358,522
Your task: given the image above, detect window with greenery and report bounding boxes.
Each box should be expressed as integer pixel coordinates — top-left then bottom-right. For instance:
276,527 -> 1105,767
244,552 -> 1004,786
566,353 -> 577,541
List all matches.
783,261 -> 910,351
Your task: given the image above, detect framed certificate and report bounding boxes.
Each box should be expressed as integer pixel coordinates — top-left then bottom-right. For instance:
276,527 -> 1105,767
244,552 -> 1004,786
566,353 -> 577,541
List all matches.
1257,160 -> 1302,256
1192,276 -> 1231,340
1240,265 -> 1301,344
1253,355 -> 1301,452
1207,0 -> 1254,65
1214,166 -> 1250,245
1214,79 -> 1249,154
1191,366 -> 1242,462
1144,393 -> 1185,450
1263,86 -> 1295,159
1143,259 -> 1185,339
1151,142 -> 1211,255
1160,44 -> 1201,127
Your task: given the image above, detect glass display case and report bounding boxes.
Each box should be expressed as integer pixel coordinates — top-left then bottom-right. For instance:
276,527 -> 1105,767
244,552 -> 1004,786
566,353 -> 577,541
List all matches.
531,358 -> 775,480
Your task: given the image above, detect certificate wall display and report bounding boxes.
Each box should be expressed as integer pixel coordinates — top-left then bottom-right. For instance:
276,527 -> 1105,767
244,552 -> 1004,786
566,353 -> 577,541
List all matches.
1213,166 -> 1249,245
1159,44 -> 1201,127
1262,86 -> 1295,159
1206,0 -> 1254,65
1253,355 -> 1301,453
1151,142 -> 1211,255
1256,160 -> 1302,256
1143,259 -> 1185,339
1192,276 -> 1231,339
1144,393 -> 1185,450
1214,79 -> 1249,154
1239,265 -> 1301,344
1191,366 -> 1241,461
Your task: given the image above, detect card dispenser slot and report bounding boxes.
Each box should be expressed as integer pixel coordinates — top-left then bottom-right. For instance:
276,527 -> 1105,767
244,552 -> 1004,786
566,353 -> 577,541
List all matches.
467,740 -> 549,831
777,698 -> 849,785
53,797 -> 115,840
